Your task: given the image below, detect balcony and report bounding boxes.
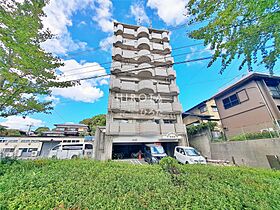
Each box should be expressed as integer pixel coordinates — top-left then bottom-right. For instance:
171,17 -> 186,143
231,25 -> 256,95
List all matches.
138,49 -> 152,63
110,98 -> 121,111
166,56 -> 174,64
110,78 -> 121,90
152,42 -> 163,51
112,47 -> 122,60
175,124 -> 186,134
151,32 -> 162,40
115,24 -> 123,35
111,62 -> 122,73
121,101 -> 138,112
157,84 -> 170,93
167,68 -> 176,78
114,35 -> 122,47
159,103 -> 173,113
153,54 -> 166,63
172,102 -> 182,113
119,123 -> 138,135
139,100 -> 157,110
138,80 -> 155,93
162,32 -> 169,41
139,123 -> 160,135
123,28 -> 135,38
137,37 -> 150,50
121,81 -> 137,92
109,122 -> 120,134
163,42 -> 171,52
170,84 -> 179,95
137,26 -> 149,38
161,124 -> 175,134
155,68 -> 168,77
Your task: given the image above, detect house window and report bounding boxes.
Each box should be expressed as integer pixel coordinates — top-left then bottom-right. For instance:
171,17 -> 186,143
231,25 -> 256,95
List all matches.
222,94 -> 240,109
268,85 -> 280,98
199,105 -> 207,113
212,106 -> 218,112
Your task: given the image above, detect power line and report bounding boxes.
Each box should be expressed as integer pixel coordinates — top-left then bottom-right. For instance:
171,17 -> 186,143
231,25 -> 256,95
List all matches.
62,46 -> 211,78
61,42 -> 204,75
63,56 -> 213,83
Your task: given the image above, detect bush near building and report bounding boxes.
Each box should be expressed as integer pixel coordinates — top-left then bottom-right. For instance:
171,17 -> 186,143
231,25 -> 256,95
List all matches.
230,131 -> 279,141
0,159 -> 280,209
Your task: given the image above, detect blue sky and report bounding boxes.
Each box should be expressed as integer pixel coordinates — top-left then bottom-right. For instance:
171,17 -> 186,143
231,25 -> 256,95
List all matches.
0,0 -> 277,130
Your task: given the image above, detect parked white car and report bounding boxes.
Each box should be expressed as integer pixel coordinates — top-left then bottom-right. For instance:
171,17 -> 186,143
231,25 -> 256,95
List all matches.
48,142 -> 94,159
174,146 -> 206,164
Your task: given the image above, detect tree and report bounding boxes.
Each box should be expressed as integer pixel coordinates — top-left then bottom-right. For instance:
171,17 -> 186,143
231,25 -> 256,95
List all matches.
34,126 -> 50,136
80,114 -> 106,135
0,0 -> 74,117
186,0 -> 280,74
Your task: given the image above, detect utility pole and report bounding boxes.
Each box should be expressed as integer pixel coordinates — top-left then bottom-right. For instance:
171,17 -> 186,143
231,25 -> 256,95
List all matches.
27,124 -> 33,136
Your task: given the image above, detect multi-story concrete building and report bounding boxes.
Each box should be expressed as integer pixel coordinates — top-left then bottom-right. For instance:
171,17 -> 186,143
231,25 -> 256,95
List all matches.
95,22 -> 187,160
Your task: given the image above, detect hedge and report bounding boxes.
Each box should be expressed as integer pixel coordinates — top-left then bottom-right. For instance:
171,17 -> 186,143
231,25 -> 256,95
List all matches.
0,159 -> 279,209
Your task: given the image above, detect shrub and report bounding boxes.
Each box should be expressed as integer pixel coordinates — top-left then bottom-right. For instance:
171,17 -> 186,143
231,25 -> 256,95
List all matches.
230,131 -> 279,141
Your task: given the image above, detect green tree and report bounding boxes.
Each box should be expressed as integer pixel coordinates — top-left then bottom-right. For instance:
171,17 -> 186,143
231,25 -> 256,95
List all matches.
187,0 -> 280,74
34,126 -> 50,136
80,114 -> 106,135
0,0 -> 73,118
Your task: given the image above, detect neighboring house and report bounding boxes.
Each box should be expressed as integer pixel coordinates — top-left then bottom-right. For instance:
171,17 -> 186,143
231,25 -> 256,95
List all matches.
213,72 -> 280,138
42,123 -> 88,137
95,22 -> 187,160
183,98 -> 222,129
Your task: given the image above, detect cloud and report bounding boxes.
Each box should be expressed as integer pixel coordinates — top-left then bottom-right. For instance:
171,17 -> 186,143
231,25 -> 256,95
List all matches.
0,116 -> 44,131
52,59 -> 107,103
44,95 -> 60,106
99,35 -> 114,51
41,0 -> 95,54
130,2 -> 149,25
147,0 -> 188,25
92,0 -> 113,33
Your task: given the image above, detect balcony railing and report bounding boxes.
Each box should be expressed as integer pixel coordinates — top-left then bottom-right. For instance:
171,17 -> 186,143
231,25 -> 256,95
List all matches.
137,37 -> 150,50
137,26 -> 149,38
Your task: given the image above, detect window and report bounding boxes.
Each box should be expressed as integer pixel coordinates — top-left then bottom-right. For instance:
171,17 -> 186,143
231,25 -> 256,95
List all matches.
85,144 -> 93,150
199,105 -> 207,113
212,106 -> 218,112
268,85 -> 280,98
62,144 -> 83,150
222,94 -> 240,109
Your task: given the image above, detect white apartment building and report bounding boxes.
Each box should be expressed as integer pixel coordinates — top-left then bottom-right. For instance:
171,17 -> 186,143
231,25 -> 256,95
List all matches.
94,22 -> 188,160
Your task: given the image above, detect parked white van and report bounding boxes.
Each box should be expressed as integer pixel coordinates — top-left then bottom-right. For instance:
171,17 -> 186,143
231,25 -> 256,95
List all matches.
174,146 -> 206,164
48,142 -> 94,159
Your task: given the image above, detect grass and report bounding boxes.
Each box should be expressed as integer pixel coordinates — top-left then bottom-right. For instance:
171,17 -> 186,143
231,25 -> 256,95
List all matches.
0,159 -> 280,209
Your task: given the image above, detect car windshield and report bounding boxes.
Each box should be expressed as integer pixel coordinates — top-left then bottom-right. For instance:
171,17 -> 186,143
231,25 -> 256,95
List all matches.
185,148 -> 200,156
150,146 -> 165,154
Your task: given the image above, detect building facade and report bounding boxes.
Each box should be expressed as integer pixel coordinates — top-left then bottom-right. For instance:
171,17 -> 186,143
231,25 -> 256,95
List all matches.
95,22 -> 187,160
183,98 -> 222,130
42,123 -> 88,137
214,73 -> 280,138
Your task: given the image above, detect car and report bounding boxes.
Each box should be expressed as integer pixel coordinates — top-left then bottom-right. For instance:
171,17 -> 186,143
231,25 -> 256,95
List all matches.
174,146 -> 206,164
143,144 -> 167,164
48,142 -> 94,159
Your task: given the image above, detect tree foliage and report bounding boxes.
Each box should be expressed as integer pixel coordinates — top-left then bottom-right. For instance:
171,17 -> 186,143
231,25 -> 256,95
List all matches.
34,126 -> 50,136
187,0 -> 280,74
80,114 -> 106,135
0,0 -> 74,118
187,121 -> 218,136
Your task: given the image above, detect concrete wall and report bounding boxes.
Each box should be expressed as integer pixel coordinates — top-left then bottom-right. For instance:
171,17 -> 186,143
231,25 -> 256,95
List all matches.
211,139 -> 280,168
188,131 -> 280,168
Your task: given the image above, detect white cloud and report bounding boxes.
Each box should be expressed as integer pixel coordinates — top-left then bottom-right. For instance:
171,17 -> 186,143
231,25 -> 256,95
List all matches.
99,35 -> 114,51
130,2 -> 149,25
0,116 -> 44,131
147,0 -> 188,25
41,0 -> 95,54
92,0 -> 113,33
52,59 -> 107,103
44,95 -> 60,106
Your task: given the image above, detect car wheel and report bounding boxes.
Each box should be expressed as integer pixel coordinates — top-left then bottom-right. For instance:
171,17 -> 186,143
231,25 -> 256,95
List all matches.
185,161 -> 189,164
71,155 -> 78,159
51,155 -> 57,159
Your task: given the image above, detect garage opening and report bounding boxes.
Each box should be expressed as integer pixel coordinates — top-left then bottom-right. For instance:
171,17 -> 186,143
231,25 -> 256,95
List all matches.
112,143 -> 144,159
112,142 -> 178,159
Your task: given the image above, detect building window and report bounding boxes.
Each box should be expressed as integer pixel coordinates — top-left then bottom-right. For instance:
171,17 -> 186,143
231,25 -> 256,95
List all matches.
199,105 -> 207,113
212,106 -> 218,112
268,85 -> 280,98
222,94 -> 240,109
